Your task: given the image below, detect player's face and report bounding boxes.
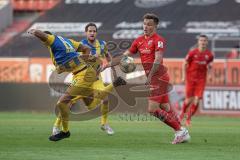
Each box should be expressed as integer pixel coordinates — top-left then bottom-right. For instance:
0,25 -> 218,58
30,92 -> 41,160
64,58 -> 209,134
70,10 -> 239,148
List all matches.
198,37 -> 208,50
86,26 -> 97,42
143,19 -> 156,36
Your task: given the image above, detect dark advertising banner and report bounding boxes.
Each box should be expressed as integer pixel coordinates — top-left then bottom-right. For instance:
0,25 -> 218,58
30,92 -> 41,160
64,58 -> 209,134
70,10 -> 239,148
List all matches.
1,0 -> 240,57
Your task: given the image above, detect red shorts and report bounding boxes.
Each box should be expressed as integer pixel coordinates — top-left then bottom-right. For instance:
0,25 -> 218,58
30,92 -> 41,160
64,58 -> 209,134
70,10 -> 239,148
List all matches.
186,79 -> 206,98
148,73 -> 170,104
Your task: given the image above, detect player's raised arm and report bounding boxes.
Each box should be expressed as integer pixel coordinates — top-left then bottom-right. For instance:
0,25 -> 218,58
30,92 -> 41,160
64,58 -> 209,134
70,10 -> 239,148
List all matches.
27,29 -> 49,42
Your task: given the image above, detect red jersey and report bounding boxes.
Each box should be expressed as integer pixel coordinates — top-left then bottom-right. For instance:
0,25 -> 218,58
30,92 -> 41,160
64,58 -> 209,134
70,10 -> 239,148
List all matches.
129,33 -> 166,74
186,48 -> 214,81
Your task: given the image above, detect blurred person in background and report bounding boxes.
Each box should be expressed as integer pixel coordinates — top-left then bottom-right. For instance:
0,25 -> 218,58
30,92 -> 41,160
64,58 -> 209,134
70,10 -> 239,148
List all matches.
225,45 -> 240,59
180,35 -> 214,127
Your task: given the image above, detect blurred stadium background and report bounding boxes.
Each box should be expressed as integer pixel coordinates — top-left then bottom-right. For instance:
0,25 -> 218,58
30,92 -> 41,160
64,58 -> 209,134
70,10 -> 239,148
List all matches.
0,0 -> 240,160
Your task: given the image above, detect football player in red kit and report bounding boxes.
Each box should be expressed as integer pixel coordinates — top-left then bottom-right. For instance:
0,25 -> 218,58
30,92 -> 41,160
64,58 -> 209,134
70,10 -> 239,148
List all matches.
180,35 -> 214,126
120,13 -> 190,144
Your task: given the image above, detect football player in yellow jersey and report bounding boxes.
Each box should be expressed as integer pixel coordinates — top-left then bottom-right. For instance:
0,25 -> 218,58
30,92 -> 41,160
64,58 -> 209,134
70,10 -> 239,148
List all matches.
52,23 -> 119,135
78,23 -> 117,134
28,29 -> 126,141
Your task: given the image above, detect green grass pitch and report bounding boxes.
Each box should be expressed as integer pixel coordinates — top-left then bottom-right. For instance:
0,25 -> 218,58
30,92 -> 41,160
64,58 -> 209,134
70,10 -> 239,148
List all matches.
0,112 -> 239,160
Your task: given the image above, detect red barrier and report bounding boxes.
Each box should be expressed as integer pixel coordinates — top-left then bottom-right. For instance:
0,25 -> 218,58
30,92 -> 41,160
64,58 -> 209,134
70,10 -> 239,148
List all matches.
0,58 -> 239,86
11,0 -> 60,11
0,58 -> 29,82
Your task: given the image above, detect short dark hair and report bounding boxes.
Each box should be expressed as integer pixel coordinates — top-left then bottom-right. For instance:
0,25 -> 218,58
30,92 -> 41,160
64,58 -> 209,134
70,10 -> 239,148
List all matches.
85,23 -> 98,32
143,13 -> 159,25
43,31 -> 52,35
198,34 -> 208,39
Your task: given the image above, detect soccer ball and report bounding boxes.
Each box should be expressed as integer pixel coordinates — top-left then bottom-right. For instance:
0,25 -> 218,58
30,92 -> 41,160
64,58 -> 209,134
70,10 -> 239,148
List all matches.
119,56 -> 136,73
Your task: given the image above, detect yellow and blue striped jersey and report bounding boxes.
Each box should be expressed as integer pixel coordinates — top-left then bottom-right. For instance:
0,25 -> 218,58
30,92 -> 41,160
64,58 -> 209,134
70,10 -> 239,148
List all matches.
80,39 -> 108,58
45,35 -> 85,73
80,39 -> 108,71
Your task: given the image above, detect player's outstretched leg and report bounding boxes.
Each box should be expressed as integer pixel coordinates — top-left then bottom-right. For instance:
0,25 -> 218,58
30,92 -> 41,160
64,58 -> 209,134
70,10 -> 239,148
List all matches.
148,101 -> 190,144
150,108 -> 191,144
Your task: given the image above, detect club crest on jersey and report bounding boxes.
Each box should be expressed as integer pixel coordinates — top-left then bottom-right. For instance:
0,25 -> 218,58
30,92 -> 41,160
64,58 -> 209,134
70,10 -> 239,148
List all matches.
205,55 -> 209,60
148,40 -> 153,46
157,41 -> 164,48
100,44 -> 105,50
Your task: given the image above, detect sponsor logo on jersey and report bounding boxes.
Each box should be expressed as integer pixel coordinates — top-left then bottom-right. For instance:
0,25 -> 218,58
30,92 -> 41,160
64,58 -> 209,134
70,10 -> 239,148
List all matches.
196,61 -> 207,65
140,49 -> 151,54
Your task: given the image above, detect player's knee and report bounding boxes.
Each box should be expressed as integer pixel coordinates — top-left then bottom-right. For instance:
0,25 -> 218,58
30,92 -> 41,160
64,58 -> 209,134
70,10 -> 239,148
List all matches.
58,93 -> 73,104
193,97 -> 199,105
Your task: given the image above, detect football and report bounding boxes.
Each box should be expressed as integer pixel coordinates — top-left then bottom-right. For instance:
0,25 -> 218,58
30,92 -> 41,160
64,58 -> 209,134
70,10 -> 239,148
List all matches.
119,56 -> 136,73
